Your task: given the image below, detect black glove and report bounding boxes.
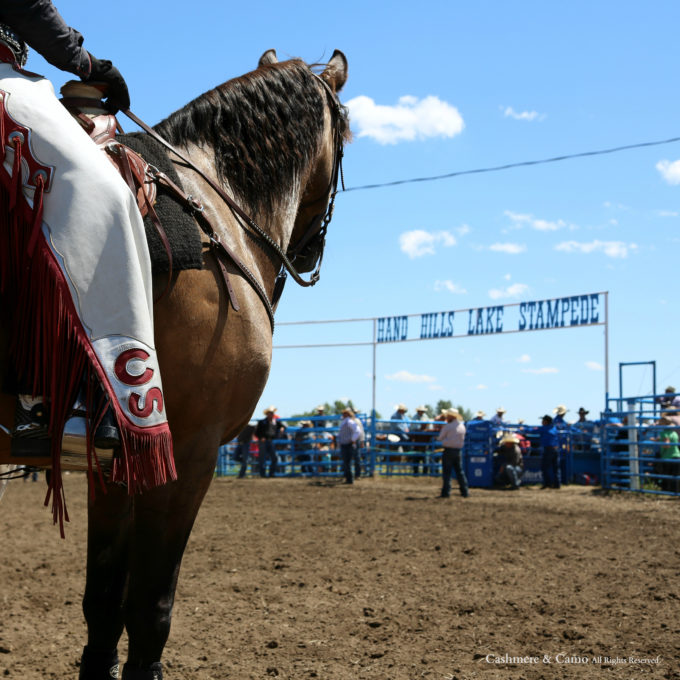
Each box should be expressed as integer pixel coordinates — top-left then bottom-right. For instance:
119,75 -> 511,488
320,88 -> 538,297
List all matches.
85,53 -> 130,113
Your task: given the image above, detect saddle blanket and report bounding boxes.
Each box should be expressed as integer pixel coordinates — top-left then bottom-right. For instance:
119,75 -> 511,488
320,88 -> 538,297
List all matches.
116,132 -> 203,274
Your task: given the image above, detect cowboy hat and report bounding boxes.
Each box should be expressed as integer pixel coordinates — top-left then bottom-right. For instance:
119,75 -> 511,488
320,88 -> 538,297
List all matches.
395,403 -> 408,411
500,433 -> 520,445
578,407 -> 589,415
315,404 -> 325,411
665,386 -> 676,393
263,405 -> 277,414
495,407 -> 506,413
445,408 -> 460,418
553,405 -> 568,416
474,410 -> 486,419
342,407 -> 354,416
415,405 -> 427,412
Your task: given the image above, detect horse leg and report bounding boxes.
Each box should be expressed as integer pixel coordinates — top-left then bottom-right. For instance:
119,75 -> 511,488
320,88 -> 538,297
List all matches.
80,482 -> 133,680
122,437 -> 218,678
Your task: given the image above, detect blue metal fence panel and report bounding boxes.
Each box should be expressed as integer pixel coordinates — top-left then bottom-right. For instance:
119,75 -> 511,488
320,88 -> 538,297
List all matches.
599,395 -> 680,497
215,410 -> 665,491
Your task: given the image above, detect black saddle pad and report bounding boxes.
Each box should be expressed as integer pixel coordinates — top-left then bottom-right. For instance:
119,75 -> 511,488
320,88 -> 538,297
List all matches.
116,132 -> 203,274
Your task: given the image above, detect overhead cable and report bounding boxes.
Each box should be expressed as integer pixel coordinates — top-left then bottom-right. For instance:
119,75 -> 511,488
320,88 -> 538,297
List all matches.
343,135 -> 680,193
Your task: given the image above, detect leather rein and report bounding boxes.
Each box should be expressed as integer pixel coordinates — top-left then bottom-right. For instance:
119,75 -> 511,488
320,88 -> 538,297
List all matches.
120,72 -> 345,332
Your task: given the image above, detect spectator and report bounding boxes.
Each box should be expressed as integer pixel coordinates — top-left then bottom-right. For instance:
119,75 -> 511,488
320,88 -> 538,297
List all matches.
490,407 -> 506,427
571,407 -> 593,452
655,415 -> 680,493
314,405 -> 328,429
255,406 -> 286,478
390,403 -> 410,442
553,405 -> 569,429
338,407 -> 361,484
538,414 -> 560,489
411,405 -> 432,475
656,386 -> 680,410
294,420 -> 314,475
494,433 -> 524,490
437,408 -> 468,499
235,423 -> 255,479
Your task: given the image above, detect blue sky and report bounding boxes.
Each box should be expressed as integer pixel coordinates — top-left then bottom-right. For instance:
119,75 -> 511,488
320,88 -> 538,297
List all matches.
33,1 -> 680,423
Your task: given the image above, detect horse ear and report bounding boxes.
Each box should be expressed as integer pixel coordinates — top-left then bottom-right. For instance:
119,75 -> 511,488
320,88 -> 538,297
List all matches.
321,49 -> 348,93
258,49 -> 278,67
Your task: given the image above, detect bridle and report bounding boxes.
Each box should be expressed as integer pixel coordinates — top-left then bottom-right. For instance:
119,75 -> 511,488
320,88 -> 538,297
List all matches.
283,72 -> 346,284
122,68 -> 346,326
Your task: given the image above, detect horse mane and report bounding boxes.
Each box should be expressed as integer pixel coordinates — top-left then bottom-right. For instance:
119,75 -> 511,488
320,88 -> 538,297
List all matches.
154,58 -> 346,218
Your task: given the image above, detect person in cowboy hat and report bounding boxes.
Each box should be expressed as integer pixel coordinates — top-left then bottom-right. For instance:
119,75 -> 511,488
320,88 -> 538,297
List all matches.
552,405 -> 569,430
571,407 -> 593,452
411,405 -> 432,475
255,406 -> 286,478
656,386 -> 680,410
538,414 -> 561,489
494,432 -> 524,490
390,403 -> 410,443
338,407 -> 362,484
490,407 -> 506,427
436,408 -> 468,498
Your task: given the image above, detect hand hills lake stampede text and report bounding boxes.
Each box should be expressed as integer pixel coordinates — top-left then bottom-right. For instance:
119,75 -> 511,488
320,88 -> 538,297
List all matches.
376,293 -> 603,343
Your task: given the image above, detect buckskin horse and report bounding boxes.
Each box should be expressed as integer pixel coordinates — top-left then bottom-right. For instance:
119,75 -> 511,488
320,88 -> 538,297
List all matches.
0,49 -> 349,678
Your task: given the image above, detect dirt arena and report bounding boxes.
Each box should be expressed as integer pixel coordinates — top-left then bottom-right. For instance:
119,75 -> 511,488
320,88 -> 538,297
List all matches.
1,473 -> 679,679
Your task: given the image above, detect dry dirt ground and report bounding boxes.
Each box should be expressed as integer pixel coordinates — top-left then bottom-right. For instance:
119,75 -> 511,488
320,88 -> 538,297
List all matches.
1,473 -> 679,680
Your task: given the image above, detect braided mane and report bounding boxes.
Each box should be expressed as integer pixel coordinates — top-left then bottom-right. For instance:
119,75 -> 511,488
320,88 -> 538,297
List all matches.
154,59 -> 329,218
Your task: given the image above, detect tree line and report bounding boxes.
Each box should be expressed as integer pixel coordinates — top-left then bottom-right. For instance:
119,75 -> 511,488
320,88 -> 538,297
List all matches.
295,400 -> 472,421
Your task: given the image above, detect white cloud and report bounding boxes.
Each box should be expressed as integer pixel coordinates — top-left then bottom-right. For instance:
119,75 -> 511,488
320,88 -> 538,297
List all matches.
385,370 -> 436,383
657,210 -> 679,217
456,224 -> 471,236
346,94 -> 464,145
503,106 -> 545,122
517,354 -> 531,363
434,280 -> 467,294
555,240 -> 637,258
521,367 -> 559,374
656,159 -> 680,185
476,384 -> 488,390
504,210 -> 567,231
489,242 -> 527,254
585,361 -> 604,371
399,229 -> 457,258
489,283 -> 529,300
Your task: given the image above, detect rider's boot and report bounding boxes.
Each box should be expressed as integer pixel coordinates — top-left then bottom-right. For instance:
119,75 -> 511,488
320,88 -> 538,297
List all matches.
10,394 -> 50,455
94,404 -> 121,450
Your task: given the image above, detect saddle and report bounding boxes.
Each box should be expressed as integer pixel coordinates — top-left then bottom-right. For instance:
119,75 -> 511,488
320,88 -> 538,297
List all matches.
59,81 -> 157,218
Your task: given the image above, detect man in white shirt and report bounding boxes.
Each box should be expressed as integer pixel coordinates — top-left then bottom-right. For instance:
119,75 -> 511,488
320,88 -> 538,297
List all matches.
338,407 -> 361,484
437,408 -> 469,498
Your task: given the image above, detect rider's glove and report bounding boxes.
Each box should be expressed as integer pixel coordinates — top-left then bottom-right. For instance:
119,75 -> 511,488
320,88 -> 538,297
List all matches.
84,53 -> 131,113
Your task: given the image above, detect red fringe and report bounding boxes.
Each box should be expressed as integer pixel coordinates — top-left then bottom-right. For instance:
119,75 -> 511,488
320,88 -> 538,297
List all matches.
0,122 -> 176,536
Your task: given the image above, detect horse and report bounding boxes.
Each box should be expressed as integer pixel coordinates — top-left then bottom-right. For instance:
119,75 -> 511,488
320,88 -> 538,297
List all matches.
0,49 -> 349,678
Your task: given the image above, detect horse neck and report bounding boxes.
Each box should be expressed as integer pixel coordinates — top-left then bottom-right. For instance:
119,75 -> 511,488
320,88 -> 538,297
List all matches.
171,141 -> 305,300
